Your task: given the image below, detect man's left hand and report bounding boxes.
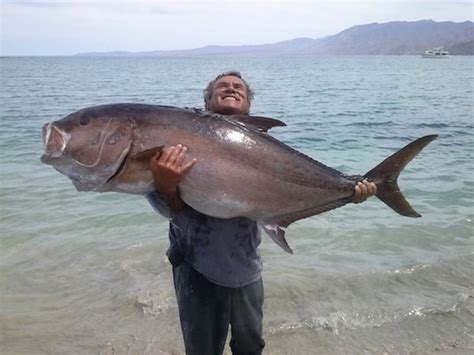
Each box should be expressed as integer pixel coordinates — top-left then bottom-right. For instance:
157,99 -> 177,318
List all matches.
353,179 -> 377,204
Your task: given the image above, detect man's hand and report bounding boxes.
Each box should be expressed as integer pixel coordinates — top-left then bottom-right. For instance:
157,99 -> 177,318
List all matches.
150,144 -> 196,212
353,179 -> 377,204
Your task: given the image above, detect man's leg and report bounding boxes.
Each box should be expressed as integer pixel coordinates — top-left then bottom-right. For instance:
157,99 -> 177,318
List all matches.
173,262 -> 231,355
229,278 -> 265,355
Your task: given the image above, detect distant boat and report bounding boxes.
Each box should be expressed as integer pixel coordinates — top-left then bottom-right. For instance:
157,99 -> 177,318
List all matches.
422,47 -> 450,58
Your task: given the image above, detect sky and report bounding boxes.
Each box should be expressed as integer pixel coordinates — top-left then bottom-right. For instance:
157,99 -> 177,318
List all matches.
1,0 -> 473,56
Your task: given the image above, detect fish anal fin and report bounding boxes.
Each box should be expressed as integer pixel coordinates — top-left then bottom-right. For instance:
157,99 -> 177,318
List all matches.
260,199 -> 351,253
260,223 -> 293,254
232,115 -> 286,133
131,146 -> 165,169
266,199 -> 351,228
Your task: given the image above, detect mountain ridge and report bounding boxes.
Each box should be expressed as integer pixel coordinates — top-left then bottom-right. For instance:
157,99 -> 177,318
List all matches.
76,20 -> 474,56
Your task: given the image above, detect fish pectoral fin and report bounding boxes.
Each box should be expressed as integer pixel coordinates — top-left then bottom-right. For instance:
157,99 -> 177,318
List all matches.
259,222 -> 293,254
131,146 -> 165,169
231,115 -> 286,133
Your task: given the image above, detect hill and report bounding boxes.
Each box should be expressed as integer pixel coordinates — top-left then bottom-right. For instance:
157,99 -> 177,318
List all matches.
76,20 -> 474,56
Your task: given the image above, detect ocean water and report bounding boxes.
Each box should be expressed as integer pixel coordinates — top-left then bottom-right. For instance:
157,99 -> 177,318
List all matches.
1,55 -> 473,354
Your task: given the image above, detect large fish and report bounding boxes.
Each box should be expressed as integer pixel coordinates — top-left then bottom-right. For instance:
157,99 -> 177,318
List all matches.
41,103 -> 437,253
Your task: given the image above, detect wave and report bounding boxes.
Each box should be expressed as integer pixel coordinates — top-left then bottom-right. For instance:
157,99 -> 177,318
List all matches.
264,254 -> 474,353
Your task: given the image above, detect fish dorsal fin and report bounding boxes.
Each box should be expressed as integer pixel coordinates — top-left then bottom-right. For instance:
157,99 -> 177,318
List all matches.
231,115 -> 286,133
131,146 -> 165,166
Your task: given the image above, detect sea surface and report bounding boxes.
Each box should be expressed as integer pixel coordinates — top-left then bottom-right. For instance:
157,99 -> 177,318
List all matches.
1,55 -> 473,354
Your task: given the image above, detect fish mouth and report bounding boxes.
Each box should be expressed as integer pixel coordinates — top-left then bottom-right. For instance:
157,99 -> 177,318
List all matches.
41,123 -> 69,163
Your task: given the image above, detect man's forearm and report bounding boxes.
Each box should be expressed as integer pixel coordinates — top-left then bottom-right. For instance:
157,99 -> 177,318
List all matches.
157,189 -> 186,214
149,144 -> 196,214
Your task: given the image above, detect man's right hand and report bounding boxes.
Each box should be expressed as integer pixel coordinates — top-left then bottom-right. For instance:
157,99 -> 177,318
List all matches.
150,144 -> 196,212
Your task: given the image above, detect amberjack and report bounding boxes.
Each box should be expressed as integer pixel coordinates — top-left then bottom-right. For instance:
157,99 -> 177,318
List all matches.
41,103 -> 437,253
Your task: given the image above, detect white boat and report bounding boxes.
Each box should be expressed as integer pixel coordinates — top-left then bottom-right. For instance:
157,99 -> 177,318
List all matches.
422,47 -> 450,58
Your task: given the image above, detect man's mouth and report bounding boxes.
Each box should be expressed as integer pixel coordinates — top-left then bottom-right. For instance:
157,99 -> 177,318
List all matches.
222,95 -> 239,101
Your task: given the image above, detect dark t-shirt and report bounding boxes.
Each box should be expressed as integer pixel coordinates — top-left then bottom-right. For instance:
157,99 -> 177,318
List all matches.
147,192 -> 263,288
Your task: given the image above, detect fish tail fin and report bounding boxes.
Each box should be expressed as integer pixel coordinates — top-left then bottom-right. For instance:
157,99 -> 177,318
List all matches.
364,134 -> 438,217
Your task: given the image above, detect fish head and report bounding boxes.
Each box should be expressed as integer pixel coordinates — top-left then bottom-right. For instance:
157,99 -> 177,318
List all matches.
41,106 -> 133,191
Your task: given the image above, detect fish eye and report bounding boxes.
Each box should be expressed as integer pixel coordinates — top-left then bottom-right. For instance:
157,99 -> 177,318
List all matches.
79,116 -> 90,126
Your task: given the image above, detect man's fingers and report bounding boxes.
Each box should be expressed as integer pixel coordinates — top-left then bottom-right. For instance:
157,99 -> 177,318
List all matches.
368,181 -> 377,195
359,181 -> 368,196
175,145 -> 188,166
180,158 -> 197,174
361,179 -> 377,196
354,181 -> 368,204
353,184 -> 362,203
151,151 -> 162,162
166,144 -> 183,165
353,180 -> 377,204
159,146 -> 175,163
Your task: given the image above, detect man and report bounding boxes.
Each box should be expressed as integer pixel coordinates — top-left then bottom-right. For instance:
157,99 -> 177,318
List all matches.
147,71 -> 376,355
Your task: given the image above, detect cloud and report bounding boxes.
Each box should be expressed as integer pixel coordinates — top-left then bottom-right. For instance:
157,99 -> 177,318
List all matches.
1,1 -> 472,56
3,0 -> 175,15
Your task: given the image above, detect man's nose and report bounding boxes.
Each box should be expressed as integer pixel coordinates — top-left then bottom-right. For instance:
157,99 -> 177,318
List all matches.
224,86 -> 237,93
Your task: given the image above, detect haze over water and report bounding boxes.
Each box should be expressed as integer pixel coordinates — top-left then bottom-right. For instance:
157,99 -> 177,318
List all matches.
1,55 -> 473,354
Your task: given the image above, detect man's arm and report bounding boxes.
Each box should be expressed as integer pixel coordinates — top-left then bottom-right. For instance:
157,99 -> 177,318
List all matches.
150,144 -> 196,214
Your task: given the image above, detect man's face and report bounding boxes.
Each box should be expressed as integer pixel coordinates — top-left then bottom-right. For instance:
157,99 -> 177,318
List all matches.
205,75 -> 251,115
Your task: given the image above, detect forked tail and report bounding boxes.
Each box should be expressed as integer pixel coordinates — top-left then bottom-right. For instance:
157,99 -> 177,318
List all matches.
364,134 -> 438,217
261,134 -> 437,254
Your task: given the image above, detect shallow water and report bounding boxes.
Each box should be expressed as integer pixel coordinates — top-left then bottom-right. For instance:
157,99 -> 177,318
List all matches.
1,55 -> 473,354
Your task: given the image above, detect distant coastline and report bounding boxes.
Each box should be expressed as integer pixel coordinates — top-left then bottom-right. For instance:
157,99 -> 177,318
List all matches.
75,19 -> 474,57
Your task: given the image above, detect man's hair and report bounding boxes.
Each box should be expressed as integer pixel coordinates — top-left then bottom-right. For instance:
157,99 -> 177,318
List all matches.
203,71 -> 254,103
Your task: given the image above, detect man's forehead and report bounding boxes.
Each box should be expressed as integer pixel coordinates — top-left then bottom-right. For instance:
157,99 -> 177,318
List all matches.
214,75 -> 245,86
